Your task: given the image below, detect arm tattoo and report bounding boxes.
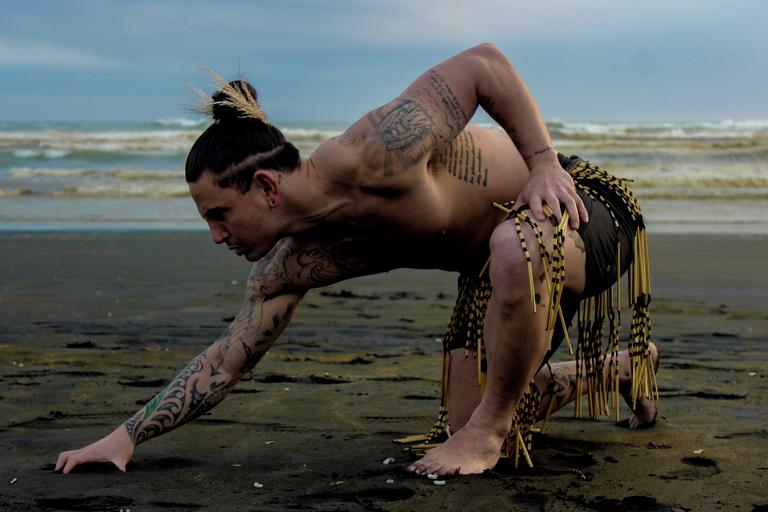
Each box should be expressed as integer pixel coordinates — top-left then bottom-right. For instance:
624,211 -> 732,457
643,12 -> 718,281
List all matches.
427,70 -> 469,129
239,302 -> 294,373
367,98 -> 437,176
123,352 -> 234,445
122,298 -> 299,446
366,69 -> 469,177
523,145 -> 554,161
123,235 -> 379,446
438,131 -> 489,187
336,126 -> 358,146
250,239 -> 382,297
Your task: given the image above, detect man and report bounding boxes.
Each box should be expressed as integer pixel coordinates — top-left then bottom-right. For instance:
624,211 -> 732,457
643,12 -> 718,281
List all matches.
56,43 -> 657,477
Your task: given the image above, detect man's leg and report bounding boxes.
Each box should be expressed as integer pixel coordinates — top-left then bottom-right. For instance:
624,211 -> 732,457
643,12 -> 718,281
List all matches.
445,342 -> 658,433
409,212 -> 583,476
535,343 -> 658,427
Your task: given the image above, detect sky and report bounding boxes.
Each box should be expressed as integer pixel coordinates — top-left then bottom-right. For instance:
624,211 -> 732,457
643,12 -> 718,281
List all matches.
0,0 -> 766,124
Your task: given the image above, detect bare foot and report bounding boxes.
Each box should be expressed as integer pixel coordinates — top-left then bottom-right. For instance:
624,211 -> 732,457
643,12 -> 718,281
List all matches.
406,423 -> 504,476
616,342 -> 659,429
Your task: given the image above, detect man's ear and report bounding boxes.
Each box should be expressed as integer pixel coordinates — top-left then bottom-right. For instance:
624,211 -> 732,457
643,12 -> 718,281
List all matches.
252,170 -> 279,207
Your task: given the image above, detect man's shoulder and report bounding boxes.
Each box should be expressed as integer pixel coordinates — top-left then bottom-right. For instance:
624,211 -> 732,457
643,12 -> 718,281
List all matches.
309,129 -> 366,184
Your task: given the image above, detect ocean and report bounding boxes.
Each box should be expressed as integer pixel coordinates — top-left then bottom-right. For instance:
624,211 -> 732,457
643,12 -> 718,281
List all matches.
1,118 -> 766,233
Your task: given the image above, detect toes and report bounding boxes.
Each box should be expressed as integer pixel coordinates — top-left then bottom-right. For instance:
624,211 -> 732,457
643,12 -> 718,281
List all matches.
407,456 -> 434,475
428,463 -> 453,477
426,462 -> 452,477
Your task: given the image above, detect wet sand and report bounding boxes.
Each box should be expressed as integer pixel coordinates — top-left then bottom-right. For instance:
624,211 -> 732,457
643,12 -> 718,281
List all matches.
1,231 -> 767,511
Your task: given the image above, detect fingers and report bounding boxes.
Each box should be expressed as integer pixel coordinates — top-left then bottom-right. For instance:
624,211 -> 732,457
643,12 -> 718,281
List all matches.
543,193 -> 561,223
55,451 -> 69,472
62,456 -> 79,475
563,186 -> 588,230
56,449 -> 84,474
527,195 -> 544,221
576,193 -> 589,224
560,194 -> 579,230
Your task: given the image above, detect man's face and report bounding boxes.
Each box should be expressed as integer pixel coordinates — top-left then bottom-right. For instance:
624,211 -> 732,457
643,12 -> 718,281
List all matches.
189,171 -> 276,262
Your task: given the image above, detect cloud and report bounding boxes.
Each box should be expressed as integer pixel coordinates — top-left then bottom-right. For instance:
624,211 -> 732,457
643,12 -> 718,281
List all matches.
0,38 -> 115,69
330,0 -> 749,47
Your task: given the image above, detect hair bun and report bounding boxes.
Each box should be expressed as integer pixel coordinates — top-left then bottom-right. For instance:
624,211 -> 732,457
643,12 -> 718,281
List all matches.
211,80 -> 260,122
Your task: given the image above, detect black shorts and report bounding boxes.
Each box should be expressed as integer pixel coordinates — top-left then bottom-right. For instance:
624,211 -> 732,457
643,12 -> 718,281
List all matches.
444,155 -> 639,357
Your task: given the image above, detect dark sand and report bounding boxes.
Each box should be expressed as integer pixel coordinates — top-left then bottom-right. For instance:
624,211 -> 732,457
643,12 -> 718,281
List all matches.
1,231 -> 767,511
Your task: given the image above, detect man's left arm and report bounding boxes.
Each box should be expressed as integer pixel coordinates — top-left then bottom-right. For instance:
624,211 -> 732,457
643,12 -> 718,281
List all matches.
393,43 -> 588,228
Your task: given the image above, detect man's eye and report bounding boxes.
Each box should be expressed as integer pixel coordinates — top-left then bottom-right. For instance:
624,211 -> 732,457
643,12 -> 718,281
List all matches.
207,208 -> 228,221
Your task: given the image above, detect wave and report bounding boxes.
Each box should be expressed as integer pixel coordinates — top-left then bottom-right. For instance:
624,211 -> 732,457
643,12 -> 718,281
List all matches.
0,187 -> 33,197
10,167 -> 98,178
2,119 -> 767,163
111,170 -> 184,180
636,189 -> 768,200
548,118 -> 768,140
280,127 -> 341,141
629,176 -> 768,189
153,117 -> 207,128
1,130 -> 199,156
9,167 -> 183,180
702,118 -> 768,130
55,183 -> 190,198
14,149 -> 71,159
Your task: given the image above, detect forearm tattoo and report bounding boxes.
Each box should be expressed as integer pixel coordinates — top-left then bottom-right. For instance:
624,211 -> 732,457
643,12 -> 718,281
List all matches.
123,299 -> 298,446
523,145 -> 554,162
123,352 -> 234,445
121,236 -> 387,445
438,131 -> 489,187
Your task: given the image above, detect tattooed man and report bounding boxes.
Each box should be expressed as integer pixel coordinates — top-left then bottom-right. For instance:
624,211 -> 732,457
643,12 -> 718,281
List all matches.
57,44 -> 657,476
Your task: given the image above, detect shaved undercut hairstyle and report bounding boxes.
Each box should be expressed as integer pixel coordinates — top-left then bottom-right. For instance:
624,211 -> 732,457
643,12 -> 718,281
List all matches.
185,80 -> 300,193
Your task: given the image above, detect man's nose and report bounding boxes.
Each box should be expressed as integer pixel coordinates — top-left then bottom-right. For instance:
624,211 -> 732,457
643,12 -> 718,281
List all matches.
209,223 -> 229,244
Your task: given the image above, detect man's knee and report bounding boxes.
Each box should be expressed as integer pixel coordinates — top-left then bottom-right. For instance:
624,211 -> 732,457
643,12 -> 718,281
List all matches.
488,221 -> 537,308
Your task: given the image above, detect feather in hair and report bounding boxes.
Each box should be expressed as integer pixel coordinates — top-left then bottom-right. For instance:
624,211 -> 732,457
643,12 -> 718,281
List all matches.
185,64 -> 269,123
184,81 -> 214,117
205,65 -> 269,124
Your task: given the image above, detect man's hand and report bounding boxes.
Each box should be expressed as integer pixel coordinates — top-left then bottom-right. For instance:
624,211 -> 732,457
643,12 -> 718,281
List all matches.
55,426 -> 134,474
514,161 -> 588,230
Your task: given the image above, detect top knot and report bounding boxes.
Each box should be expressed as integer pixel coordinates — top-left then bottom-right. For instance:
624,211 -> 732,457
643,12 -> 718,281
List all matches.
189,66 -> 269,124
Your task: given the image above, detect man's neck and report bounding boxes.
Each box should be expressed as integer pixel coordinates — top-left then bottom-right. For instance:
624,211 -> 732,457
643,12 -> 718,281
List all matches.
279,157 -> 352,235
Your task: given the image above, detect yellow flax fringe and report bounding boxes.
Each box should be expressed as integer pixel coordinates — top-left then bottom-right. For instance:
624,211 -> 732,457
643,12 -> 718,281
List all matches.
398,156 -> 656,469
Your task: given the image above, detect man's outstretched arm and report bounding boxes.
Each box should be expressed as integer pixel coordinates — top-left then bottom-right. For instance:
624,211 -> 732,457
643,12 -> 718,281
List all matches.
55,271 -> 303,474
55,237 -> 383,474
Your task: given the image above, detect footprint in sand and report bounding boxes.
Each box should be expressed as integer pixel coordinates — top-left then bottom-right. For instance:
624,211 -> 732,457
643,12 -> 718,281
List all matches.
659,456 -> 721,480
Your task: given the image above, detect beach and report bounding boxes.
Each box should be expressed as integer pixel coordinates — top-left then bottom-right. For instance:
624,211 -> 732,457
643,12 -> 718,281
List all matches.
1,231 -> 767,511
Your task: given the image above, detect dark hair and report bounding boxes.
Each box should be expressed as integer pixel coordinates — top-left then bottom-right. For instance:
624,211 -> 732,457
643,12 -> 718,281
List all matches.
185,80 -> 300,193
